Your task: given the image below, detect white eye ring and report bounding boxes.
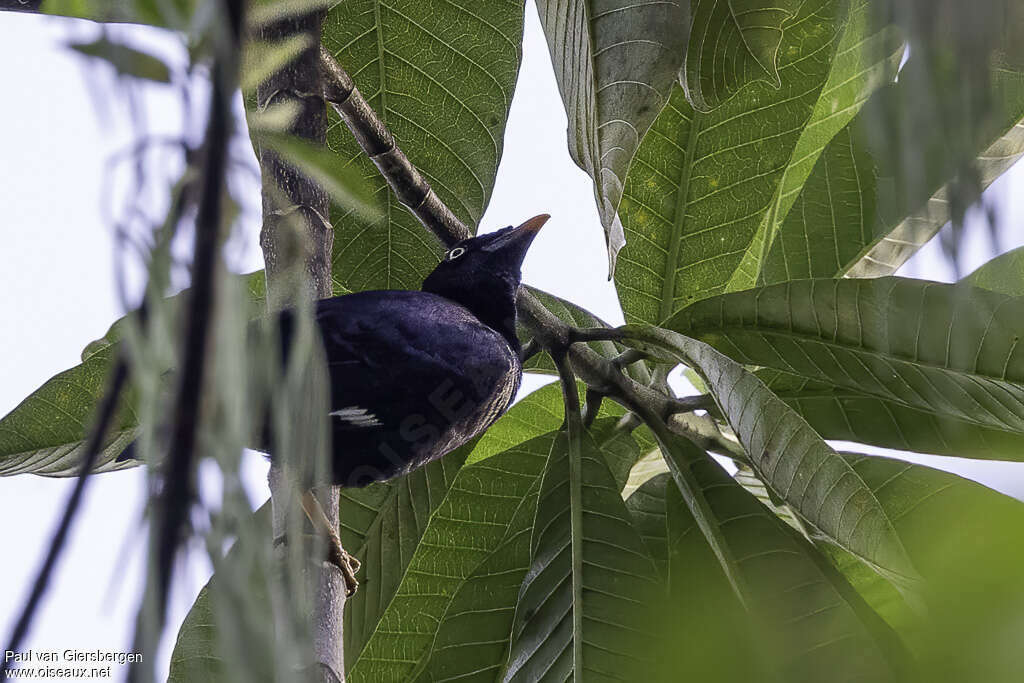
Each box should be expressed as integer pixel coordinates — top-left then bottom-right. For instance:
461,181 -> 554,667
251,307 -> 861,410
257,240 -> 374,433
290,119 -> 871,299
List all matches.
448,247 -> 467,260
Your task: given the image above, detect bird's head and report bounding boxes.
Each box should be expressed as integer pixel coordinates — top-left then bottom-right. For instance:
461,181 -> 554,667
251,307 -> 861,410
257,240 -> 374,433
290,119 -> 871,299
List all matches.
421,214 -> 549,345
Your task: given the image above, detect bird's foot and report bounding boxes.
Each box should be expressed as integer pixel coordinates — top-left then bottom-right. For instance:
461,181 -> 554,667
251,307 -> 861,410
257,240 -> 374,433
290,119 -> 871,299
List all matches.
301,491 -> 361,596
327,532 -> 361,597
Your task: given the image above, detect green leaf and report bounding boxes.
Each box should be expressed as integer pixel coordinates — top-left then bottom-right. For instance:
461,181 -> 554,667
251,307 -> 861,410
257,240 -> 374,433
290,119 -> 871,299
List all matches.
256,131 -> 380,218
323,0 -> 524,291
838,451 -> 1024,584
247,0 -> 336,27
760,123 -> 878,282
346,431 -> 556,681
501,429 -> 660,681
534,0 -> 688,272
623,472 -> 670,580
964,246 -> 1024,297
623,325 -> 920,589
42,0 -> 194,28
0,344 -> 138,477
340,450 -> 469,668
683,0 -> 802,112
794,64 -> 1024,280
657,432 -> 907,681
168,505 -> 277,683
670,277 -> 1024,439
615,0 -> 845,325
760,0 -> 903,238
0,272 -> 270,477
68,37 -> 172,83
241,35 -> 314,93
339,381 -> 638,668
760,368 -> 1024,461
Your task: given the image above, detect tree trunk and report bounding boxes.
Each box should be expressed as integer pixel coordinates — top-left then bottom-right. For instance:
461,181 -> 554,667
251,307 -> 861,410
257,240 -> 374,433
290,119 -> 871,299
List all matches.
256,9 -> 345,683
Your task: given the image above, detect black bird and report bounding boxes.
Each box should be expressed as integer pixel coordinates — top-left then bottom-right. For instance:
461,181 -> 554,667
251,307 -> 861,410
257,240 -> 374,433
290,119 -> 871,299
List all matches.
283,213 -> 548,487
120,214 -> 547,592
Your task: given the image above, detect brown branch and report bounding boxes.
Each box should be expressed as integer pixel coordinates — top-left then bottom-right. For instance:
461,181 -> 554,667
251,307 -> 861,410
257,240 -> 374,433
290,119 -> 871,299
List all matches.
319,46 -> 470,245
316,49 -> 682,425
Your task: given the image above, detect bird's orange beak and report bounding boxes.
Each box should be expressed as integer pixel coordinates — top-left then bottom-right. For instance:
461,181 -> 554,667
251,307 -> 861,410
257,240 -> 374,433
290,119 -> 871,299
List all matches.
517,213 -> 550,234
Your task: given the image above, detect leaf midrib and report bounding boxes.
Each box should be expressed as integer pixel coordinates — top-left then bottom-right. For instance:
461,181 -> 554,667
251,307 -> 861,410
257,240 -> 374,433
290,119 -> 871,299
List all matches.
657,111 -> 703,324
690,322 -> 1024,389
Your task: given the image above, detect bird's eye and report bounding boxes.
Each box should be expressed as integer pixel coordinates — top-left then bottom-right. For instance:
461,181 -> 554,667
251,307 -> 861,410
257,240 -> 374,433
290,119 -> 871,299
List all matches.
448,247 -> 467,261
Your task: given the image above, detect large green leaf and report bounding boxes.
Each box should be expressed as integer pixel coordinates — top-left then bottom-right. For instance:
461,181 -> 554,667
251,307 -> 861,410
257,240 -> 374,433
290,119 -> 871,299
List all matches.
339,381 -> 639,669
501,429 -> 660,681
623,325 -> 920,589
346,431 -> 556,682
339,383 -> 563,666
683,0 -> 803,112
615,0 -> 846,325
324,0 -> 524,291
167,505 -> 278,683
759,0 -> 903,243
807,451 -> 1024,651
765,62 -> 1024,282
760,368 -> 1024,461
533,0 -> 688,272
0,343 -> 137,477
964,246 -> 1024,297
657,433 -> 907,682
670,277 -> 1024,438
0,273 -> 270,477
340,450 -> 469,666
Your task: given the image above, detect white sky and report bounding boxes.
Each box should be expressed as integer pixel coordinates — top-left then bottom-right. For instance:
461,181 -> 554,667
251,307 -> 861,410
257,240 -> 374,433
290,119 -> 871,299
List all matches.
2,4 -> 1024,680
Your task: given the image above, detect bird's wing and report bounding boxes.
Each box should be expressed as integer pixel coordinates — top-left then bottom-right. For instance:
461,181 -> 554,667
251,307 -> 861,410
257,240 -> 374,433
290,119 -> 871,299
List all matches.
309,291 -> 514,430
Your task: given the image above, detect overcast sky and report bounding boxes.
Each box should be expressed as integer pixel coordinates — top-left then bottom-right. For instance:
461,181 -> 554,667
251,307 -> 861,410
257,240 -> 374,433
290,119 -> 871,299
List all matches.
2,4 -> 1024,680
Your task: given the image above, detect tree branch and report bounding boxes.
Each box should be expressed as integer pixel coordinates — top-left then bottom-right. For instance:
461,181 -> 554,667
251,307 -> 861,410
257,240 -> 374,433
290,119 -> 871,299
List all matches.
260,12 -> 345,683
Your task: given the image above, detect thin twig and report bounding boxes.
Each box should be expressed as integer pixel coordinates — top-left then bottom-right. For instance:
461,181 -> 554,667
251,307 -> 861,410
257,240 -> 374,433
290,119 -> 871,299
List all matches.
0,357 -> 129,677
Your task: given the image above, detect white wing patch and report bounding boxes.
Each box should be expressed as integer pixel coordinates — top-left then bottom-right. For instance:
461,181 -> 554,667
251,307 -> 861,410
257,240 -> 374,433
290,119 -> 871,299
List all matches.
329,406 -> 382,428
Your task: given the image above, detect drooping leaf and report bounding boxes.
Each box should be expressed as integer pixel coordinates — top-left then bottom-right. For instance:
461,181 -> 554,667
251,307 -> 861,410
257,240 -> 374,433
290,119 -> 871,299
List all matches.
256,131 -> 380,218
670,277 -> 1024,438
759,368 -> 1024,462
533,0 -> 688,273
622,325 -> 920,589
838,67 -> 1024,279
501,429 -> 660,682
682,0 -> 802,112
241,35 -> 315,93
964,246 -> 1024,297
615,0 -> 846,325
0,272 -> 270,477
656,432 -> 907,682
323,0 -> 524,291
167,504 -> 278,683
0,343 -> 137,477
41,0 -> 194,28
68,37 -> 172,83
